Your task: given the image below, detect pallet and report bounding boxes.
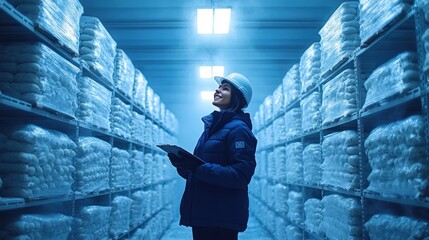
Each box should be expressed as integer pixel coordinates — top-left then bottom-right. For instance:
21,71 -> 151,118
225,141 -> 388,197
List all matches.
34,23 -> 79,58
0,197 -> 25,207
33,101 -> 76,120
361,87 -> 420,112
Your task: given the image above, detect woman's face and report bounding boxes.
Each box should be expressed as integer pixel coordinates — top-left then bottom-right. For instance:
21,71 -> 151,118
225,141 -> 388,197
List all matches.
212,82 -> 232,110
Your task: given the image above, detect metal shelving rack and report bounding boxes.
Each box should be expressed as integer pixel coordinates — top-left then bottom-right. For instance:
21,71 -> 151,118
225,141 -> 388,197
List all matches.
251,2 -> 429,239
0,1 -> 180,239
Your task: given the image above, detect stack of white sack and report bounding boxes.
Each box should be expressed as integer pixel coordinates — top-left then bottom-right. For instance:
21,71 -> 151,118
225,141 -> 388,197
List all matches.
159,102 -> 166,126
144,119 -> 154,146
79,16 -> 117,81
322,69 -> 357,125
301,91 -> 321,131
282,64 -> 301,107
322,130 -> 360,190
74,205 -> 111,240
285,107 -> 302,139
274,146 -> 286,181
365,214 -> 429,239
264,124 -> 274,147
286,142 -> 303,183
2,213 -> 73,240
273,117 -> 287,145
7,0 -> 83,55
303,144 -> 322,185
130,191 -> 146,228
152,125 -> 160,148
272,84 -> 284,117
110,147 -> 131,189
77,76 -> 111,131
300,43 -> 321,93
322,194 -> 361,240
420,0 -> 429,77
275,217 -> 287,240
152,185 -> 163,213
130,149 -> 145,187
362,52 -> 420,110
144,153 -> 154,185
113,49 -> 135,98
74,137 -> 110,194
359,0 -> 413,44
133,69 -> 148,109
319,2 -> 360,74
153,154 -> 164,181
0,43 -> 79,117
263,95 -> 274,123
266,182 -> 276,210
267,150 -> 276,180
109,195 -> 133,239
287,190 -> 303,224
304,198 -> 323,234
152,93 -> 161,121
131,111 -> 145,143
142,190 -> 155,219
286,224 -> 303,240
110,97 -> 132,139
364,115 -> 428,198
0,124 -> 75,199
274,183 -> 288,215
145,86 -> 155,117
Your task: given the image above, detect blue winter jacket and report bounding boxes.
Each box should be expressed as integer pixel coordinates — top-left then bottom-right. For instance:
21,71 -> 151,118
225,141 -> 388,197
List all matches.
177,110 -> 257,232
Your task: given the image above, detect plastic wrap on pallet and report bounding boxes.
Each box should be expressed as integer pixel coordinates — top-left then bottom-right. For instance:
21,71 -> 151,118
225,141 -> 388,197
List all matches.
319,2 -> 360,74
7,0 -> 83,55
304,198 -> 323,235
78,76 -> 111,131
365,214 -> 429,239
74,137 -> 110,194
110,147 -> 131,189
133,69 -> 148,109
264,124 -> 274,147
153,153 -> 164,181
322,130 -> 360,190
110,97 -> 132,139
144,119 -> 154,146
275,216 -> 287,240
359,0 -> 413,44
0,42 -> 79,117
75,205 -> 111,240
267,150 -> 275,180
2,213 -> 73,240
0,124 -> 75,199
322,194 -> 361,240
79,16 -> 117,82
300,43 -> 321,93
109,195 -> 133,239
130,150 -> 145,188
303,144 -> 322,185
144,152 -> 153,185
113,49 -> 135,98
130,191 -> 146,228
263,95 -> 273,122
286,224 -> 303,240
152,93 -> 161,121
274,146 -> 286,181
322,69 -> 357,125
364,115 -> 429,198
160,102 -> 166,126
146,86 -> 155,117
282,64 -> 301,107
273,117 -> 287,144
362,52 -> 420,110
131,111 -> 145,143
274,183 -> 288,214
301,91 -> 321,131
152,124 -> 160,148
287,190 -> 303,224
285,107 -> 302,139
272,84 -> 284,116
286,142 -> 303,183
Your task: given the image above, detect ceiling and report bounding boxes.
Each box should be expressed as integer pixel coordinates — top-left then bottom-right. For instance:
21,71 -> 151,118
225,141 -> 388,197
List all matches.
78,0 -> 351,147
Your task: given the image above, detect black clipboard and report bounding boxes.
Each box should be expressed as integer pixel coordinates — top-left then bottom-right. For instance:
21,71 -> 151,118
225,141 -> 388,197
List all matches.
156,144 -> 205,164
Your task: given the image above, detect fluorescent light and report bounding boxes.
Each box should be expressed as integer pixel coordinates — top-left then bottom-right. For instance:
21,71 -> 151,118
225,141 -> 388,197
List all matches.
200,91 -> 214,101
197,9 -> 213,34
212,66 -> 224,77
199,66 -> 212,78
214,8 -> 231,34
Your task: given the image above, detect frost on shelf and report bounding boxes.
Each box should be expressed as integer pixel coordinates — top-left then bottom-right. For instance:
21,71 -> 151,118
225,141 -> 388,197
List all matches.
359,0 -> 413,44
362,52 -> 420,111
321,130 -> 360,190
365,214 -> 429,239
74,137 -> 110,194
78,76 -> 112,131
0,43 -> 79,117
7,0 -> 83,55
364,115 -> 429,198
0,124 -> 75,199
80,16 -> 117,82
322,69 -> 357,125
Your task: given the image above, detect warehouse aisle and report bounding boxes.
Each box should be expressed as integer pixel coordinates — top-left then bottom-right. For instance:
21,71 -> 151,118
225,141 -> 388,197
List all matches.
160,215 -> 273,240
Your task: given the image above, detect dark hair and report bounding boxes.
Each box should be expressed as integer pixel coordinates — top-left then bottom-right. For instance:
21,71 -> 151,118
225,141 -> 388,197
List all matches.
223,80 -> 247,113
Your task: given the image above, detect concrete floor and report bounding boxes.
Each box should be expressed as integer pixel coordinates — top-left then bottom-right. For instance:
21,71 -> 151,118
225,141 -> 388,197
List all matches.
160,215 -> 273,240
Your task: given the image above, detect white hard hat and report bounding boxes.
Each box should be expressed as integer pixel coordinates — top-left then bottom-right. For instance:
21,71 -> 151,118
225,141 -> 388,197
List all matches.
214,73 -> 253,108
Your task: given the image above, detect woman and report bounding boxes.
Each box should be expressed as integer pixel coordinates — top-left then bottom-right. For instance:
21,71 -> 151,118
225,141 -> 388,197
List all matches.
168,72 -> 258,240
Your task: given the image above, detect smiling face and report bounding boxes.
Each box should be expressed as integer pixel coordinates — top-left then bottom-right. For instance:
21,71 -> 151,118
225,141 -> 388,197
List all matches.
212,82 -> 232,110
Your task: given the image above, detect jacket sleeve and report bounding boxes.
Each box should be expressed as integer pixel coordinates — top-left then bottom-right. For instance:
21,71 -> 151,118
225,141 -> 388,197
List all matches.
177,167 -> 190,179
193,125 -> 257,189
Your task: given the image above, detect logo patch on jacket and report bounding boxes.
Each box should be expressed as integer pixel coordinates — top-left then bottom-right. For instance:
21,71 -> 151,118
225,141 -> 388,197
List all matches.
235,141 -> 245,149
